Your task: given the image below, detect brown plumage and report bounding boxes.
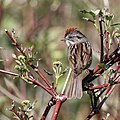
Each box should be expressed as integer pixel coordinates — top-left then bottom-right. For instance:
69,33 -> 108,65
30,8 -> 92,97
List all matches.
64,28 -> 92,99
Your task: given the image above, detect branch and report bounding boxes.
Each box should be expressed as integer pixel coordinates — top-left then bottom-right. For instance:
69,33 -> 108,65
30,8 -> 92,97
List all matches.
41,97 -> 56,120
83,46 -> 120,86
85,63 -> 120,120
99,16 -> 104,63
0,69 -> 18,76
105,64 -> 120,97
0,69 -> 55,97
5,29 -> 57,97
51,95 -> 67,120
4,29 -> 68,120
104,30 -> 109,59
88,79 -> 120,90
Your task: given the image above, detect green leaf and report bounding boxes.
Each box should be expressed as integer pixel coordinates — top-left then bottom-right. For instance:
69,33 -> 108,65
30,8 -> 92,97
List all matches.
53,61 -> 62,79
82,17 -> 95,24
80,10 -> 96,18
105,14 -> 114,21
80,10 -> 89,14
111,23 -> 120,26
15,60 -> 22,66
99,10 -> 103,17
94,9 -> 100,15
114,32 -> 120,37
21,76 -> 33,84
18,55 -> 25,60
88,10 -> 96,18
14,65 -> 20,70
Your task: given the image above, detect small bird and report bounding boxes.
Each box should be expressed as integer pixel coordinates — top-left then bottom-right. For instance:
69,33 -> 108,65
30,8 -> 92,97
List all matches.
63,28 -> 92,99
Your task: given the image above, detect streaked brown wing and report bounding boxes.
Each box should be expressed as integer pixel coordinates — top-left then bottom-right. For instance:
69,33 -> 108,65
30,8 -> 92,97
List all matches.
80,41 -> 92,70
68,44 -> 83,75
68,42 -> 92,75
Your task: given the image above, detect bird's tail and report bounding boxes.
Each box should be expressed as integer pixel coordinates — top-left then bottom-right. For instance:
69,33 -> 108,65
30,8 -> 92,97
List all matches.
65,74 -> 83,99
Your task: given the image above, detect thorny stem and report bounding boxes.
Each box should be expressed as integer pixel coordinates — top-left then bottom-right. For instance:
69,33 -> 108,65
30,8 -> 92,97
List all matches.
5,29 -> 57,97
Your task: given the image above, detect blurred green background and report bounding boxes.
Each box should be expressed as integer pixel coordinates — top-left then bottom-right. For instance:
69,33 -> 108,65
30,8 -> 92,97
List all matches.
0,0 -> 120,120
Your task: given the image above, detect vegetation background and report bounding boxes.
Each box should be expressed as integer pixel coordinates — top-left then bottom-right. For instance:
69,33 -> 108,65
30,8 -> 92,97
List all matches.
0,0 -> 120,120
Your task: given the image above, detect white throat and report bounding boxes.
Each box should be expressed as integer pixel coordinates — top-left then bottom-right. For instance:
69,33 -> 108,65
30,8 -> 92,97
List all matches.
65,40 -> 75,46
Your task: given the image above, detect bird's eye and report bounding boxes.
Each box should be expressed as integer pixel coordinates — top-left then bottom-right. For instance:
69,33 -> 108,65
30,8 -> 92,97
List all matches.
76,36 -> 83,39
69,36 -> 73,39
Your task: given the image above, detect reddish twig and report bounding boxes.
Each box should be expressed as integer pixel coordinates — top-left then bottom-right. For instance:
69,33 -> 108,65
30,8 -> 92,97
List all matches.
83,46 -> 120,85
10,108 -> 25,120
51,95 -> 67,120
88,80 -> 120,90
0,69 -> 55,97
0,69 -> 18,76
85,63 -> 120,120
26,76 -> 56,97
5,29 -> 57,97
5,29 -> 68,120
5,29 -> 26,57
105,64 -> 120,97
41,97 -> 56,120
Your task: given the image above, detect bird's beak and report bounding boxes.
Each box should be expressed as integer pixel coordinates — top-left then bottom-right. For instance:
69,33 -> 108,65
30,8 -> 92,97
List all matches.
61,38 -> 66,41
61,39 -> 65,41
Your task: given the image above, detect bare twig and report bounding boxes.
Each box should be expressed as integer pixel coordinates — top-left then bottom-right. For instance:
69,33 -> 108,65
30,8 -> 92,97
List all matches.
51,95 -> 67,120
105,30 -> 109,59
99,15 -> 104,63
0,69 -> 18,76
88,82 -> 119,90
0,69 -> 56,97
41,97 -> 56,120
